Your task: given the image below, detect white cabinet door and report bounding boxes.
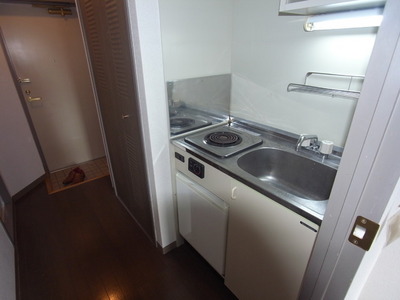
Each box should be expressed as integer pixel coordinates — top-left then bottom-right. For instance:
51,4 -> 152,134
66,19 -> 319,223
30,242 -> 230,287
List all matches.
225,179 -> 319,300
176,172 -> 228,275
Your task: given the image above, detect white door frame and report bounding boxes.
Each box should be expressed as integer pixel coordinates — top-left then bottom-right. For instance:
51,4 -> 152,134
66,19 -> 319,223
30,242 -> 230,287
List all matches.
300,0 -> 400,298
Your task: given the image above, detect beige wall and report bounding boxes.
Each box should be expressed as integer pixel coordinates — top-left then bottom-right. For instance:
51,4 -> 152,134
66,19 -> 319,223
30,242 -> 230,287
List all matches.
0,3 -> 104,171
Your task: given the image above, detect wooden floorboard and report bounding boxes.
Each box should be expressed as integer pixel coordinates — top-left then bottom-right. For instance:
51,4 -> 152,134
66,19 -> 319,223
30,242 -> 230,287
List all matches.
15,176 -> 237,300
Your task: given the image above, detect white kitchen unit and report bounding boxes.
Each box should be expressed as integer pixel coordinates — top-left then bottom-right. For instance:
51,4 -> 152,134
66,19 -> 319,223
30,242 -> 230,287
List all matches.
225,179 -> 319,300
279,0 -> 386,15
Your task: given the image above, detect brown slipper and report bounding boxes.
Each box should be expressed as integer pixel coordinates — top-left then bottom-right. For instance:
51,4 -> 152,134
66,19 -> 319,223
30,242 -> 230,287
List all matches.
63,169 -> 76,185
71,167 -> 85,184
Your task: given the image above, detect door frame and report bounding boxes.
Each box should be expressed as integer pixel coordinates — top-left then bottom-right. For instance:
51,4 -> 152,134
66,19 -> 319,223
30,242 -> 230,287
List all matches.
300,0 -> 400,298
0,175 -> 13,241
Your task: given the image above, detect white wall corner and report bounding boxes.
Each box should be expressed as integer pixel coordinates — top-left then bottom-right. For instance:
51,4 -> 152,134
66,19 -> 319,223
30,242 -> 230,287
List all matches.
126,0 -> 176,248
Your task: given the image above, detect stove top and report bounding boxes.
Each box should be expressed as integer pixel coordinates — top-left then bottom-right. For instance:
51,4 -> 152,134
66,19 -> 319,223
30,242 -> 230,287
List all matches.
170,117 -> 211,135
184,126 -> 263,158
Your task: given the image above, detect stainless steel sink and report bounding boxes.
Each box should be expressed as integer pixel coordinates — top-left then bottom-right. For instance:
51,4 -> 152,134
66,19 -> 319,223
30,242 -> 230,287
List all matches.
237,148 -> 337,201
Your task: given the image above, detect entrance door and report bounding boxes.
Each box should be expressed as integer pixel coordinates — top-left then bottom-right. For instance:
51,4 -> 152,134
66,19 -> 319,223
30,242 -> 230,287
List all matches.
0,29 -> 45,196
0,3 -> 105,172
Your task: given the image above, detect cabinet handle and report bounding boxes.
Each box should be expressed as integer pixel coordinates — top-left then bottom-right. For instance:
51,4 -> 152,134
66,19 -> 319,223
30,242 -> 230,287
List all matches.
300,221 -> 318,232
231,186 -> 237,199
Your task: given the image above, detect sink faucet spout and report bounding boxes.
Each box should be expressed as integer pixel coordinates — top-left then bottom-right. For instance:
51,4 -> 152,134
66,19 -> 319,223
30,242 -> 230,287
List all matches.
296,134 -> 318,151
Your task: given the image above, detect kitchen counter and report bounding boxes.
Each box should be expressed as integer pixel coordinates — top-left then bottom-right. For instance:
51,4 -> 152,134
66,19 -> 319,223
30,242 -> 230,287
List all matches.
172,120 -> 341,225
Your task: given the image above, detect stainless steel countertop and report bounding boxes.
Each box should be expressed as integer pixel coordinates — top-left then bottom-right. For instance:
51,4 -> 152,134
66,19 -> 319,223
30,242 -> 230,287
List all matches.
172,120 -> 341,225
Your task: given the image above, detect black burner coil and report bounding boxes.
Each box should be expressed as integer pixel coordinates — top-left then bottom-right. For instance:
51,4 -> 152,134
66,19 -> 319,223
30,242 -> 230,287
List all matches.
204,131 -> 242,147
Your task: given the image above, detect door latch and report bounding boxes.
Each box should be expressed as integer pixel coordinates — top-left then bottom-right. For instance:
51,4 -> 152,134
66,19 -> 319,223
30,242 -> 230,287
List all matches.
348,216 -> 380,251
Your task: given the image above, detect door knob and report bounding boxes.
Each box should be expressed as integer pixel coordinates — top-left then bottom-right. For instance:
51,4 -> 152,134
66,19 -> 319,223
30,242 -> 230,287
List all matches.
122,114 -> 130,119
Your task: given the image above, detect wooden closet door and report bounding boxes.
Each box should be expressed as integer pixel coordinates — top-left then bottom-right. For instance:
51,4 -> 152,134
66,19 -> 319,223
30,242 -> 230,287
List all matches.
77,0 -> 155,243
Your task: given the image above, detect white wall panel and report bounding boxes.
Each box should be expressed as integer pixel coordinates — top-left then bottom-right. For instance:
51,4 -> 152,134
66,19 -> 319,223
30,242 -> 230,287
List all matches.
127,0 -> 176,248
230,0 -> 376,146
159,0 -> 233,81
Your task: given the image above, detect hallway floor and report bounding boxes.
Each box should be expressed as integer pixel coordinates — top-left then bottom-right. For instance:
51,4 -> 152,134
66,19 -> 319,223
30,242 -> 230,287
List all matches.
15,177 -> 237,300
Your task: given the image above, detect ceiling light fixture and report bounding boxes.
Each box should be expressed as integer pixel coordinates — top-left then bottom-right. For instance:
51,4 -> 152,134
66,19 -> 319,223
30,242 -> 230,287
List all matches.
304,8 -> 384,32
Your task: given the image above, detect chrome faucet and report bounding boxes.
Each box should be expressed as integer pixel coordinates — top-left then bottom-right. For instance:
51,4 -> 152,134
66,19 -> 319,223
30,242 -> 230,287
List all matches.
296,134 -> 319,152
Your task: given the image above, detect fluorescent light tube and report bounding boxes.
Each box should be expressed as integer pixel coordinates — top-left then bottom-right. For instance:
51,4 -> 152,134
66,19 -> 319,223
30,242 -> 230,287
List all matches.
304,8 -> 384,32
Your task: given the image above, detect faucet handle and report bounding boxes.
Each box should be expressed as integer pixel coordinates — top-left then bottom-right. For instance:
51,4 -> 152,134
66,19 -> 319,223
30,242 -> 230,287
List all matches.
320,140 -> 334,155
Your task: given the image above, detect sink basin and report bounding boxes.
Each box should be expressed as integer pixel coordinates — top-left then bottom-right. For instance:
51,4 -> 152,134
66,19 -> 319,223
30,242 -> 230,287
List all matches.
237,148 -> 337,201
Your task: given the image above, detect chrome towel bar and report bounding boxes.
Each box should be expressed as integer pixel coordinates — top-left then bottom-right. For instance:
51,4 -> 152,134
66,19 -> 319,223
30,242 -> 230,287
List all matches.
287,72 -> 364,100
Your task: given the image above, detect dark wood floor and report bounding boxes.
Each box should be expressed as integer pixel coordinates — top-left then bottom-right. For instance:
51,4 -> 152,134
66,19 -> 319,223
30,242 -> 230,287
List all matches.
15,176 -> 237,300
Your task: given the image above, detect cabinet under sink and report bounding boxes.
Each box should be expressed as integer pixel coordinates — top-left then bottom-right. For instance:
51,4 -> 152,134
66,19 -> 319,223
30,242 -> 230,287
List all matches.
174,145 -> 319,299
225,179 -> 319,300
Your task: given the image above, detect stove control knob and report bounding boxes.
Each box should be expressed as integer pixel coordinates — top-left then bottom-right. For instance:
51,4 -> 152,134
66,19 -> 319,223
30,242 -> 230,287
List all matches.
188,158 -> 204,179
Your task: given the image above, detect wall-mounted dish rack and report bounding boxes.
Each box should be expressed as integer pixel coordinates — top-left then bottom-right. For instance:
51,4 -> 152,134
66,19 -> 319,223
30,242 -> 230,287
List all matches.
287,72 -> 364,100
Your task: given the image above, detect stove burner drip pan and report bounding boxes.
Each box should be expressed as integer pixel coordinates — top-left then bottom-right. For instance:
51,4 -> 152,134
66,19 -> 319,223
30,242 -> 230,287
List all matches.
170,117 -> 211,135
170,118 -> 195,128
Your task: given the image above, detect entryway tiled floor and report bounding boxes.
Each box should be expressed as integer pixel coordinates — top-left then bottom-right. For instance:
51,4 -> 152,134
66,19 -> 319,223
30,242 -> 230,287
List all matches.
45,157 -> 109,194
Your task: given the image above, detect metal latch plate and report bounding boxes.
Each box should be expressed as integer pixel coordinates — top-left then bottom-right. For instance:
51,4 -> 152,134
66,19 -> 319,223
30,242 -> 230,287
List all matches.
348,216 -> 380,251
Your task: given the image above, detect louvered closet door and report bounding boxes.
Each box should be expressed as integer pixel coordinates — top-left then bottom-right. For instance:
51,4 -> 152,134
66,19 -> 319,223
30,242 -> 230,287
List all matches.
78,0 -> 129,207
104,0 -> 155,242
77,0 -> 155,243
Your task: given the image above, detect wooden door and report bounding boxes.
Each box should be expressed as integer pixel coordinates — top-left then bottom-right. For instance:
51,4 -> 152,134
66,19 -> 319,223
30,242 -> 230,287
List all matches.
0,30 -> 45,197
0,4 -> 104,171
77,0 -> 155,243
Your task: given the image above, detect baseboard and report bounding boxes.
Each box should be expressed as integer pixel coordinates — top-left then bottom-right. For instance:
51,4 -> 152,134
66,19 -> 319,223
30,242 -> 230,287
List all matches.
157,240 -> 177,254
12,175 -> 45,202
